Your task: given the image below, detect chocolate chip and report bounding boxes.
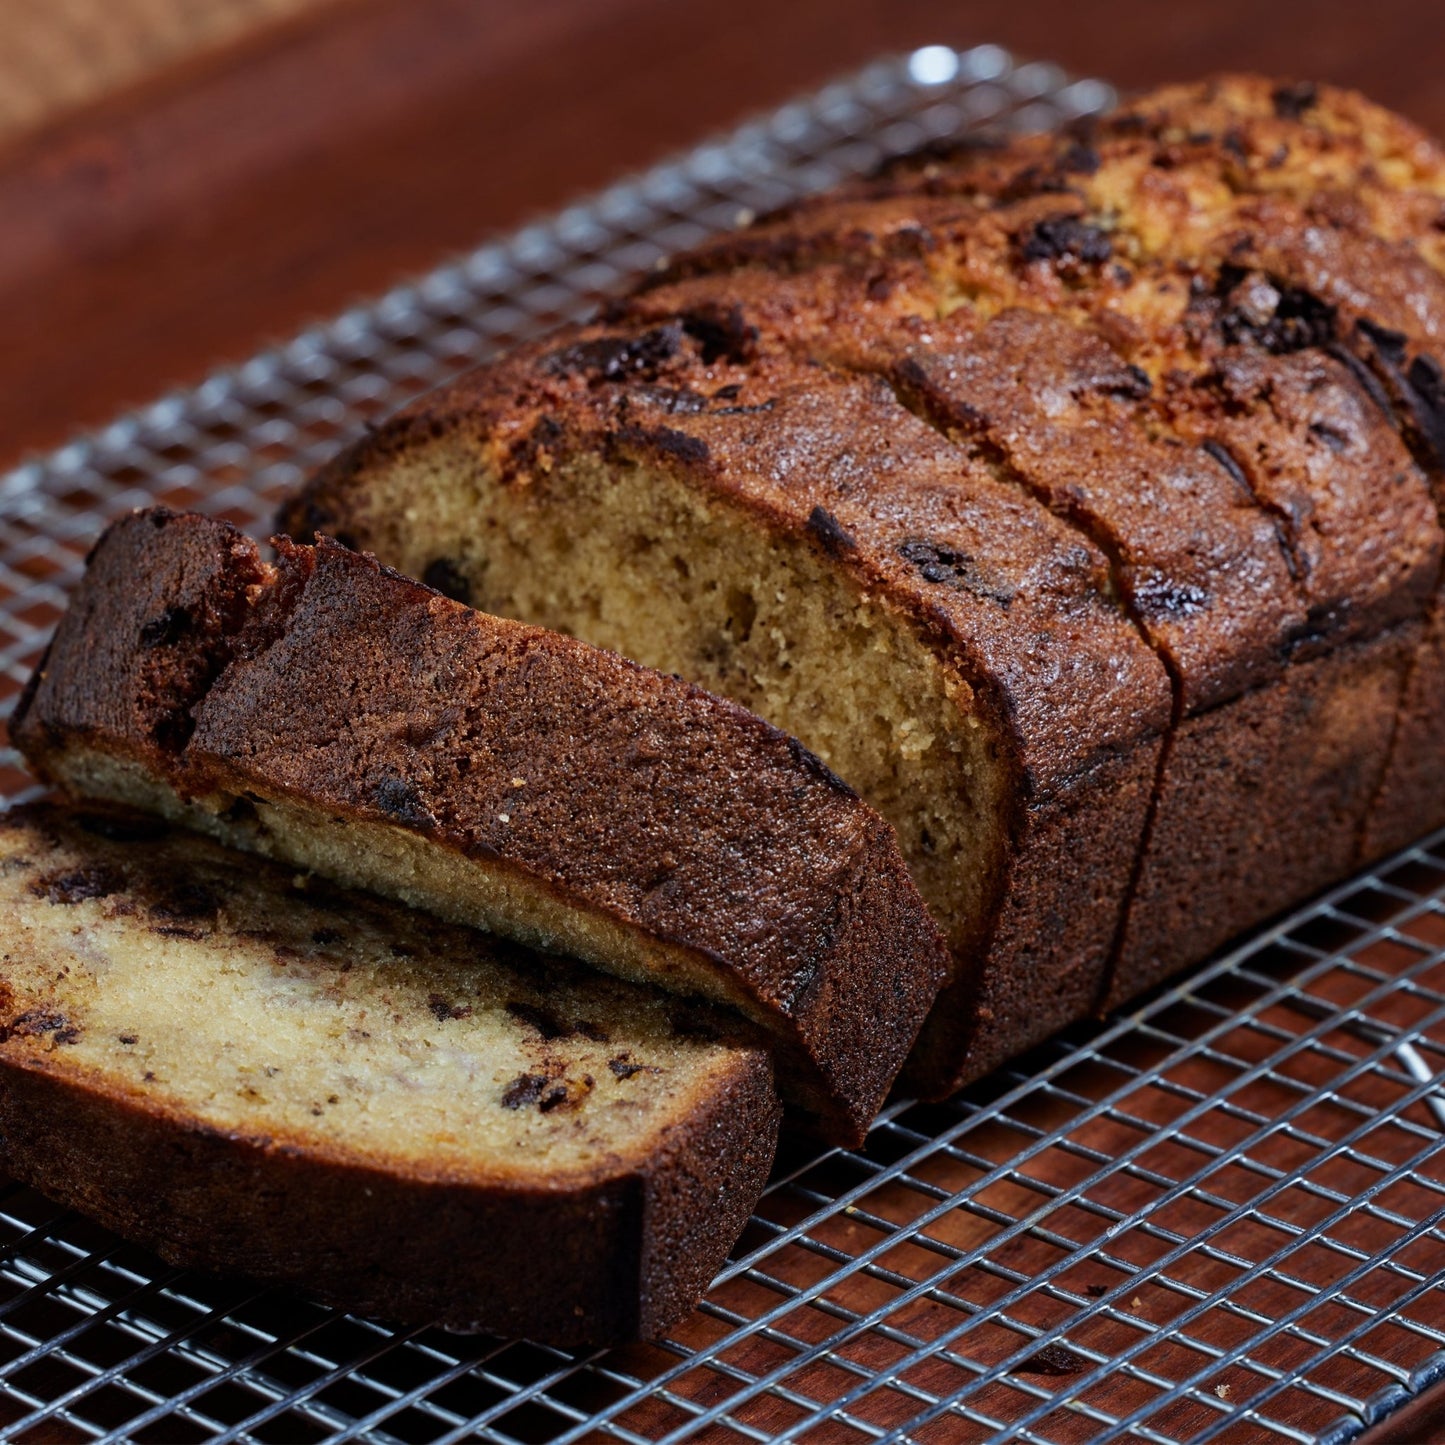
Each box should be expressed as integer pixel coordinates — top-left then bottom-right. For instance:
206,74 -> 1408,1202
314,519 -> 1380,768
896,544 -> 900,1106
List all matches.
1357,317 -> 1408,363
1019,1343 -> 1085,1376
500,1073 -> 549,1109
1058,142 -> 1100,175
1217,269 -> 1336,354
31,866 -> 123,905
680,303 -> 758,365
609,1055 -> 657,1079
1131,573 -> 1209,619
1271,81 -> 1319,120
1020,216 -> 1112,266
421,559 -> 472,606
138,606 -> 193,649
806,506 -> 857,558
427,993 -> 472,1022
897,539 -> 1016,607
543,326 -> 681,383
118,1034 -> 138,1046
506,1001 -> 570,1039
538,1084 -> 570,1112
372,776 -> 434,828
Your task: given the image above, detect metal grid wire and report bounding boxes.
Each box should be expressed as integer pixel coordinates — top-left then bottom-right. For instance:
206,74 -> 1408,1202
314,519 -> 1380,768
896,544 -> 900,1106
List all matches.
0,42 -> 1440,1445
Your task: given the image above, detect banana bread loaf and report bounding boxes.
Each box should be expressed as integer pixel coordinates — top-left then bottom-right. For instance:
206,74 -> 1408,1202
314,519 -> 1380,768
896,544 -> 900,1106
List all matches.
0,803 -> 779,1345
281,76 -> 1445,1088
12,507 -> 948,1143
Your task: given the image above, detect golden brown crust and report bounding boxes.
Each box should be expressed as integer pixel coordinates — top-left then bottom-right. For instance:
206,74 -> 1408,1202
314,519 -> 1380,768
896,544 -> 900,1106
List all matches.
0,803 -> 780,1345
281,75 -> 1445,1089
12,510 -> 948,1143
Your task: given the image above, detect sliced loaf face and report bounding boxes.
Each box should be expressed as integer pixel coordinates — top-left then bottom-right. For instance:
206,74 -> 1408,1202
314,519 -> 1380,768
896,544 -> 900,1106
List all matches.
13,509 -> 947,1143
282,76 -> 1445,1076
284,333 -> 1172,1091
616,83 -> 1445,990
0,803 -> 780,1344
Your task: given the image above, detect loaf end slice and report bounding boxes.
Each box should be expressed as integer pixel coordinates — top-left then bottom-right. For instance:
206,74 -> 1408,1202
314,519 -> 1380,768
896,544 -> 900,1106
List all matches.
13,508 -> 948,1144
0,803 -> 780,1345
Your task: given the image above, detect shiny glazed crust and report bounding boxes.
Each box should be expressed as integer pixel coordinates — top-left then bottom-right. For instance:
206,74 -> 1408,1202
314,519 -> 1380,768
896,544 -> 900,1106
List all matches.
11,509 -> 948,1144
0,804 -> 780,1345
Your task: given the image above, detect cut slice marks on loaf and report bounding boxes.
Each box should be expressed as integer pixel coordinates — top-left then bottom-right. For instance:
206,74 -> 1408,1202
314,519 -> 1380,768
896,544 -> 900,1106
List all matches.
12,508 -> 948,1145
283,338 -> 1173,1094
0,803 -> 779,1345
281,75 -> 1445,1087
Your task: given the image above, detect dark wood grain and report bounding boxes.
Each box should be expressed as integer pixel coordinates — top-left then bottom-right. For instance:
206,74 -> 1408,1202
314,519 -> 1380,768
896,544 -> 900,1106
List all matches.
2,0 -> 1445,471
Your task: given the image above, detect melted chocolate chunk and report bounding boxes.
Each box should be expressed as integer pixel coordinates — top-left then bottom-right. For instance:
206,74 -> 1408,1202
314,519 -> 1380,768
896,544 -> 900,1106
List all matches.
543,326 -> 680,383
500,1073 -> 549,1109
421,558 -> 473,606
138,606 -> 193,649
680,304 -> 758,366
1020,216 -> 1113,266
806,506 -> 857,558
31,866 -> 123,905
1271,81 -> 1319,120
897,539 -> 1016,607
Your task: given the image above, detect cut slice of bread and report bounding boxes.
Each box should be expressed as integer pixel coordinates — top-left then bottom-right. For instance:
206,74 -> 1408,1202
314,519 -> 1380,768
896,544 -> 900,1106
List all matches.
283,338 -> 1173,1093
0,803 -> 779,1345
12,508 -> 948,1144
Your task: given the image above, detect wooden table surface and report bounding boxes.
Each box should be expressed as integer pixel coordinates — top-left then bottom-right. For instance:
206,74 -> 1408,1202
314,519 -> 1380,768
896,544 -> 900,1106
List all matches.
2,0 -> 1445,475
2,2 -> 1444,1440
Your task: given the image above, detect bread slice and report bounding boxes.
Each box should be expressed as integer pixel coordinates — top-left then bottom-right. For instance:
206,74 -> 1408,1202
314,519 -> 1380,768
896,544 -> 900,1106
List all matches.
12,508 -> 947,1143
283,334 -> 1173,1093
279,76 -> 1445,1074
0,803 -> 779,1345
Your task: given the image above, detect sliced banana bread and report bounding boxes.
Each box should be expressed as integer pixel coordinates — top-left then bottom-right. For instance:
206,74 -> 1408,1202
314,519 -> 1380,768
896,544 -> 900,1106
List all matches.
12,508 -> 947,1143
0,803 -> 779,1345
279,77 -> 1445,1067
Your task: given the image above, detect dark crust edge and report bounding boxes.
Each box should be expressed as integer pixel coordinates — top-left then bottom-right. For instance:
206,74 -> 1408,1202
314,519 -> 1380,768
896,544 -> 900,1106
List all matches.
0,1040 -> 779,1346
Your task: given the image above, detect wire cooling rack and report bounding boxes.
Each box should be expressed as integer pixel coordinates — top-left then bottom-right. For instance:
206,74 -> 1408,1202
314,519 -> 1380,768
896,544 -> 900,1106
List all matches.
0,41 -> 1442,1445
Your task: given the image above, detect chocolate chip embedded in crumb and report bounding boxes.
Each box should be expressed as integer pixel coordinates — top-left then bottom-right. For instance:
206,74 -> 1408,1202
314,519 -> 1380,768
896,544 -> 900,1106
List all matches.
30,866 -> 123,906
372,775 -> 435,828
138,606 -> 193,648
1020,216 -> 1112,266
806,506 -> 857,558
539,1084 -> 571,1112
609,1054 -> 659,1080
506,1001 -> 570,1039
500,1073 -> 549,1109
427,993 -> 473,1023
118,1034 -> 138,1046
1271,81 -> 1319,120
1019,1343 -> 1085,1376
